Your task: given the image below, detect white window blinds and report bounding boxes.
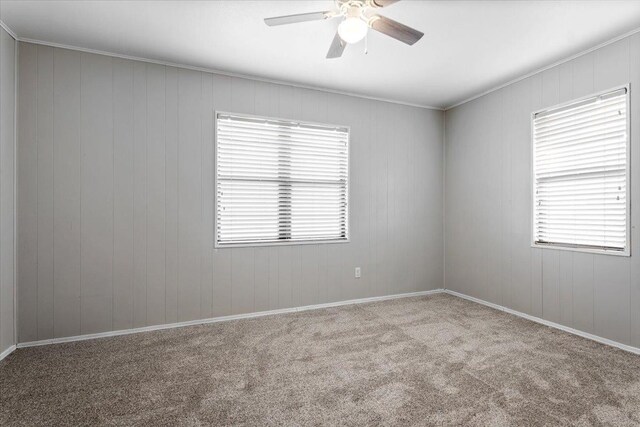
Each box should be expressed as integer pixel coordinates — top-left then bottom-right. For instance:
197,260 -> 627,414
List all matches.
215,113 -> 349,247
532,86 -> 629,254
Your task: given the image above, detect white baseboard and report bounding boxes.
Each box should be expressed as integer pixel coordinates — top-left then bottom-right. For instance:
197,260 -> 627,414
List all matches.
16,289 -> 444,348
0,344 -> 17,362
11,288 -> 639,357
444,289 -> 640,356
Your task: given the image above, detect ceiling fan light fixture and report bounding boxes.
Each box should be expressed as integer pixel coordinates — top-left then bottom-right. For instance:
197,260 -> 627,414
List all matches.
338,17 -> 368,44
264,0 -> 424,59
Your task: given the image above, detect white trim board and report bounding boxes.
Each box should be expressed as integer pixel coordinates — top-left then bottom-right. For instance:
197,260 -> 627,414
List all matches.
0,19 -> 18,41
0,345 -> 16,362
445,26 -> 640,110
0,16 -> 441,110
13,36 -> 442,111
16,289 -> 444,348
3,16 -> 640,111
9,288 -> 640,357
1,16 -> 438,110
444,289 -> 640,356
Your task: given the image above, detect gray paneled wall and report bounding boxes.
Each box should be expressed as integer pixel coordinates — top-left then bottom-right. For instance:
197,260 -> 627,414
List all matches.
16,42 -> 444,342
445,33 -> 640,348
0,26 -> 16,355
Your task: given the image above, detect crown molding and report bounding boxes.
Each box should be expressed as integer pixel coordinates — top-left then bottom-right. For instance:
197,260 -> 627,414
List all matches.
6,17 -> 639,112
0,19 -> 18,40
445,26 -> 640,110
14,35 -> 444,111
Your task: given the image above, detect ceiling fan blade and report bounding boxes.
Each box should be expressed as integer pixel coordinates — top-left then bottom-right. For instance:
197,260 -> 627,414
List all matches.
326,32 -> 347,59
264,11 -> 332,26
370,15 -> 423,45
369,0 -> 401,8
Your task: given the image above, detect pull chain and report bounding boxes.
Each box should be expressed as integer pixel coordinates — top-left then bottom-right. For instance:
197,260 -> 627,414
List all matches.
364,33 -> 368,55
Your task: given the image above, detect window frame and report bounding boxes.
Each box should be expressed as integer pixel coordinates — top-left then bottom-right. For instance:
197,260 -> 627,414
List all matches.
530,84 -> 631,257
214,110 -> 351,249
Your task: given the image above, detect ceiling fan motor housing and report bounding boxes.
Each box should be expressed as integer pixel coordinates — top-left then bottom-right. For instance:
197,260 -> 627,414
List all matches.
339,1 -> 365,18
338,1 -> 381,29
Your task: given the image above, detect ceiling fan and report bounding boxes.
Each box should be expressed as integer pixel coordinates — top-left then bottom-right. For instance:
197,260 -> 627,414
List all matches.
264,0 -> 424,59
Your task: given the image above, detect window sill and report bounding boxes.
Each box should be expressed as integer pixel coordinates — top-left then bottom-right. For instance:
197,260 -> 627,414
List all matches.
215,238 -> 350,249
531,242 -> 630,257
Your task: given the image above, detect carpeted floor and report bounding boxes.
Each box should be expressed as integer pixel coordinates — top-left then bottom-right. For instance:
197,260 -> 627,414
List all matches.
1,293 -> 640,426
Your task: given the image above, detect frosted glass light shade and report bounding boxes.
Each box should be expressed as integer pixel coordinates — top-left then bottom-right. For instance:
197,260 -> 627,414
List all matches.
338,17 -> 368,44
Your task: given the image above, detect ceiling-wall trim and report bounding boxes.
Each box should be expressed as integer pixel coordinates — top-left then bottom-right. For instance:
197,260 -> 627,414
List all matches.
4,16 -> 639,112
0,19 -> 18,40
10,32 -> 444,111
445,26 -> 640,111
1,18 -> 439,110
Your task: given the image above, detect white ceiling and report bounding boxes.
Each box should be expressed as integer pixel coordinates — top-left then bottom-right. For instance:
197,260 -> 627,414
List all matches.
1,1 -> 639,109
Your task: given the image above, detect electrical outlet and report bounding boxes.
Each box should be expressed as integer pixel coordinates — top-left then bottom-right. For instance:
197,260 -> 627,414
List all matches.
355,267 -> 361,279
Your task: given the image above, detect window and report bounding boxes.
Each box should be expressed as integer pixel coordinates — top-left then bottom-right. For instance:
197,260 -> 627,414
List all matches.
215,112 -> 349,247
532,86 -> 630,255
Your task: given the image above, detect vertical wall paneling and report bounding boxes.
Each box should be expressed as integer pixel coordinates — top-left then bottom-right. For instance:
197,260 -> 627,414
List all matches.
0,27 -> 16,353
11,34 -> 640,349
542,250 -> 560,323
423,108 -> 444,298
79,52 -> 114,334
16,43 -> 444,340
445,33 -> 638,347
475,96 -> 490,302
177,69 -> 202,322
17,42 -> 37,342
112,58 -> 135,331
36,46 -> 54,339
383,103 -> 400,299
164,66 -> 179,323
145,64 -> 166,326
372,102 -> 390,298
482,95 -> 502,304
558,251 -> 573,327
499,89 -> 513,309
132,62 -> 147,328
52,48 -> 82,338
368,101 -> 382,299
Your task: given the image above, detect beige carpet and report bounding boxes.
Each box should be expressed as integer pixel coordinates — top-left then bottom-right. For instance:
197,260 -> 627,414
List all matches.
1,293 -> 639,426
